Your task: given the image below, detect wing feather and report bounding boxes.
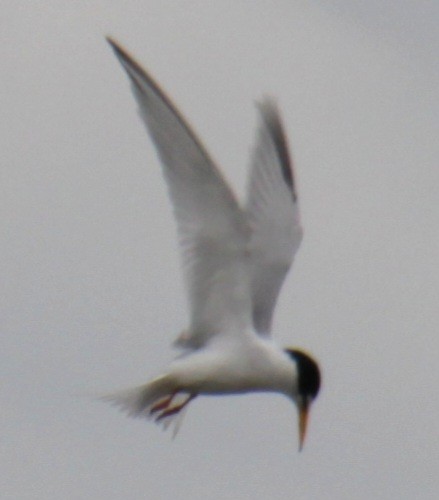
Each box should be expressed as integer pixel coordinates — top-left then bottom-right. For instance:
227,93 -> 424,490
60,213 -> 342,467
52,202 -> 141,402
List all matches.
108,39 -> 252,347
246,99 -> 303,335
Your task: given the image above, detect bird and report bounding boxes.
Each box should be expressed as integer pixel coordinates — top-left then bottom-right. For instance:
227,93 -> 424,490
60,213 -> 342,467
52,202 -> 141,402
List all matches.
104,37 -> 321,451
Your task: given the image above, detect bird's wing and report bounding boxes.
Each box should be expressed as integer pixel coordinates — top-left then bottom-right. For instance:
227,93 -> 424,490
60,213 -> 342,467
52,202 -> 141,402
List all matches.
246,99 -> 303,336
107,39 -> 252,348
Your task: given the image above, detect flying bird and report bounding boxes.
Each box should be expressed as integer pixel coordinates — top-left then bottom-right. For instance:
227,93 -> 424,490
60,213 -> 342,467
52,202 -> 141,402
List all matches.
104,38 -> 321,451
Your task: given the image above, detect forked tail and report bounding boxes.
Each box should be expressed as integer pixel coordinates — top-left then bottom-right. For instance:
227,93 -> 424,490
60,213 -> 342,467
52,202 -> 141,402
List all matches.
101,374 -> 197,436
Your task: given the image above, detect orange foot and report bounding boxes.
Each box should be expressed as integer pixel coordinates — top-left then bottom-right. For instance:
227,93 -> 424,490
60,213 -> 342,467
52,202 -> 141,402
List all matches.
150,392 -> 197,422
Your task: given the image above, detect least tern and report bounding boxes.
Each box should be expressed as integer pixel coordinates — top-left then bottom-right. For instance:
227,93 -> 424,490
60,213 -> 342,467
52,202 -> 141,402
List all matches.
104,38 -> 321,451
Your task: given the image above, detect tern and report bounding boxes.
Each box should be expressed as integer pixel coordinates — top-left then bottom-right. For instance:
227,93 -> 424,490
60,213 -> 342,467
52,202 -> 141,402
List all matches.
104,38 -> 321,451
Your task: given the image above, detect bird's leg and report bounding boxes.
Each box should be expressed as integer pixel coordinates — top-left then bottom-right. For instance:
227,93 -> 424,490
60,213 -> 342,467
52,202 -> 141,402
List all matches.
149,392 -> 178,415
155,393 -> 197,422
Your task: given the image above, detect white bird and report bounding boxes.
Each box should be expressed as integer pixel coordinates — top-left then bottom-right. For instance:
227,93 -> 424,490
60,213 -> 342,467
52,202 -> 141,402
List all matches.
104,38 -> 321,451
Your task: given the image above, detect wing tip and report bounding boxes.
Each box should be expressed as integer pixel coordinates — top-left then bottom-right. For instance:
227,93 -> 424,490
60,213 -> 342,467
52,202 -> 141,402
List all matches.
256,97 -> 298,201
105,36 -> 143,75
105,36 -> 169,108
105,35 -> 128,61
105,35 -> 117,48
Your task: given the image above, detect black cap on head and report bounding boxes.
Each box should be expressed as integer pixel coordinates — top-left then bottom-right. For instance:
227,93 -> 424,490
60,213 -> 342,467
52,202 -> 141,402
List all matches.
285,349 -> 321,400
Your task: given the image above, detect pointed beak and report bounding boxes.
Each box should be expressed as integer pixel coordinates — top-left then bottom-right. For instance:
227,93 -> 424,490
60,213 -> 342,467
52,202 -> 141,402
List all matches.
297,398 -> 310,452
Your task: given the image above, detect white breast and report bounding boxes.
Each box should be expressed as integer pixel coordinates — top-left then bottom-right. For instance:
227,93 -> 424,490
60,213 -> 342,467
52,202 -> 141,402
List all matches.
169,334 -> 297,396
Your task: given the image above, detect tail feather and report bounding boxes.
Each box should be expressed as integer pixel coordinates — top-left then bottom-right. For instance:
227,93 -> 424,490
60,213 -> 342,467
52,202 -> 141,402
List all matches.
101,374 -> 191,437
101,374 -> 174,419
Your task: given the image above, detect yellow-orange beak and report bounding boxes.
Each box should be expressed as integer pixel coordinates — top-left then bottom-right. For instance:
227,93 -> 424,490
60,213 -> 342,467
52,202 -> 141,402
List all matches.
298,399 -> 310,452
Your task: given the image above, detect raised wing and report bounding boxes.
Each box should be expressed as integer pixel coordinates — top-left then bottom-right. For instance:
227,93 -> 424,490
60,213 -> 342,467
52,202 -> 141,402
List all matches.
107,39 -> 252,347
246,99 -> 303,335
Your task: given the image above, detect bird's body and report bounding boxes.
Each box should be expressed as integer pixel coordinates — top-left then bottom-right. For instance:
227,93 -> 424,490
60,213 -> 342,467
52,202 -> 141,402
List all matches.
104,38 -> 321,450
168,334 -> 296,395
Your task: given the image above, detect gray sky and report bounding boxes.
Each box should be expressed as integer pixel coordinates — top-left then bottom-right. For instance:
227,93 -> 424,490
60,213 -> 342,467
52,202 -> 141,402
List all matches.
2,2 -> 438,499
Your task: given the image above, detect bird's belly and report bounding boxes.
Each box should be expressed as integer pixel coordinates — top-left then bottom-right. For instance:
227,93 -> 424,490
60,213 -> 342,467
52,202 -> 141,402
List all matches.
172,347 -> 288,395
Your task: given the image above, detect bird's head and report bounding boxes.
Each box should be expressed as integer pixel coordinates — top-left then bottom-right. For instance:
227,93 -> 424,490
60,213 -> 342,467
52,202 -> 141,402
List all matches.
284,348 -> 321,451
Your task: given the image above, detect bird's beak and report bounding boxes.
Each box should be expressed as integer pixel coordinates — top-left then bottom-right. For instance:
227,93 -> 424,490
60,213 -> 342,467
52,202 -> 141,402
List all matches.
297,398 -> 310,452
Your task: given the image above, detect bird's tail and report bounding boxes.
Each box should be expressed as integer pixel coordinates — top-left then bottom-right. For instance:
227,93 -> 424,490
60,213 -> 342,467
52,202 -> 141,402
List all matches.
101,374 -> 192,437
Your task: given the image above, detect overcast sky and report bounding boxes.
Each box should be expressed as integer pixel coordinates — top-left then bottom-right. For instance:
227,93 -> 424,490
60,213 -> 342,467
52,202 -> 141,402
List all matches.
2,2 -> 439,499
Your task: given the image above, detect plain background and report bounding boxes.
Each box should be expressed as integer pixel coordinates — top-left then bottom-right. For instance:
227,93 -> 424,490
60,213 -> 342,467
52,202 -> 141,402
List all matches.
2,2 -> 438,499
